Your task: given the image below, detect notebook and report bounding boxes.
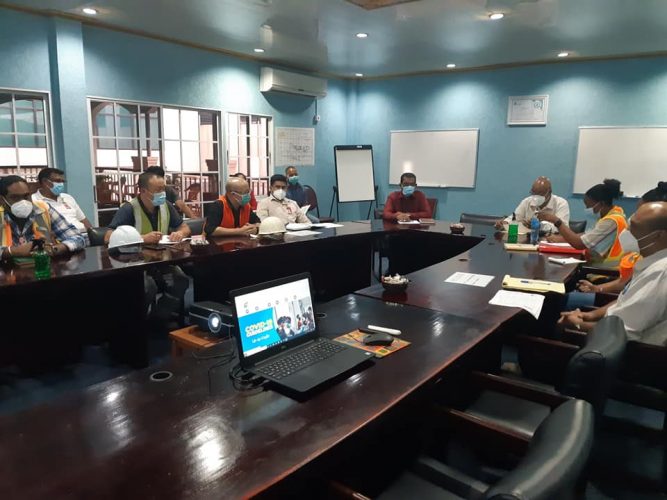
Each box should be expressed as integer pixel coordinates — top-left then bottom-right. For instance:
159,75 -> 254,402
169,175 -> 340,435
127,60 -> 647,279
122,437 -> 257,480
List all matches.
501,275 -> 566,294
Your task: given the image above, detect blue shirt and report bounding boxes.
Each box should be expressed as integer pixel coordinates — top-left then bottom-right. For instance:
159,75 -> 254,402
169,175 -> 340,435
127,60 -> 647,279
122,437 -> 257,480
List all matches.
286,184 -> 307,207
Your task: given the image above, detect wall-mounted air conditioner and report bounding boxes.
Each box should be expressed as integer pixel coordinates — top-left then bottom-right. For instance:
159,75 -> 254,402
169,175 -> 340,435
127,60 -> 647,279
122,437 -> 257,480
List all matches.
260,67 -> 327,98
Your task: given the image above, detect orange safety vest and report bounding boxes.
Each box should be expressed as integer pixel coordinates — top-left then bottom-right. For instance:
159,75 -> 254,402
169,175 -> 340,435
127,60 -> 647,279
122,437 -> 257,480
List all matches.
593,205 -> 627,267
0,201 -> 53,247
218,195 -> 251,229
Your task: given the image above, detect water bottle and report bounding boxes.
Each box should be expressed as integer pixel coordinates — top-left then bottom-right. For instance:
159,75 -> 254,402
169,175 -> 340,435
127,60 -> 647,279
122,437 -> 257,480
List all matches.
507,213 -> 519,243
530,215 -> 540,245
32,238 -> 51,280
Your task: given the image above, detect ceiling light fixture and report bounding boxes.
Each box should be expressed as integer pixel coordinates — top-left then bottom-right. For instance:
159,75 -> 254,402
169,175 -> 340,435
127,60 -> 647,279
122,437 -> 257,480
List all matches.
355,73 -> 364,77
82,7 -> 98,15
489,13 -> 504,20
254,48 -> 265,53
356,32 -> 369,39
446,63 -> 456,69
557,51 -> 569,57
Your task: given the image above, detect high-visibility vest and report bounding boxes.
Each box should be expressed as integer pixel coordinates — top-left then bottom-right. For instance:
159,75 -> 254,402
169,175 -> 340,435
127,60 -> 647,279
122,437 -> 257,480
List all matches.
1,201 -> 53,246
218,195 -> 250,228
596,205 -> 628,266
129,197 -> 170,235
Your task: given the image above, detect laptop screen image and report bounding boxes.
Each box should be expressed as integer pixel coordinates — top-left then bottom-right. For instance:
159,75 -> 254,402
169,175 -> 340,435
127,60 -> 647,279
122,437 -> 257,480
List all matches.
233,276 -> 317,359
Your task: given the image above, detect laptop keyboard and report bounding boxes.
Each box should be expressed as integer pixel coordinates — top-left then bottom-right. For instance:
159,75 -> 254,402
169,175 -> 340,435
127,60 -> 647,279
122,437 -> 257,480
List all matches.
256,339 -> 346,380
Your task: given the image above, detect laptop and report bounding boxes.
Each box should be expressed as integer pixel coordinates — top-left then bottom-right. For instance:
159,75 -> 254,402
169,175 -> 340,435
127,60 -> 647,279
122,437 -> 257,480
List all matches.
230,273 -> 373,393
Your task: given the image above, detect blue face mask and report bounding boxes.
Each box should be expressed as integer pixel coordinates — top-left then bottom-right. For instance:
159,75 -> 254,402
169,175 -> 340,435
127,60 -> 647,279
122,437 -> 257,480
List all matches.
402,185 -> 416,197
152,191 -> 166,206
50,181 -> 65,196
240,193 -> 251,206
288,175 -> 299,185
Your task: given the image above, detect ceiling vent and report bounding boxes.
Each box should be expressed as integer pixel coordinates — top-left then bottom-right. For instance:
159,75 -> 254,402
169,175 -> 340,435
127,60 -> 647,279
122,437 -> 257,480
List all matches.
345,0 -> 420,9
260,68 -> 327,98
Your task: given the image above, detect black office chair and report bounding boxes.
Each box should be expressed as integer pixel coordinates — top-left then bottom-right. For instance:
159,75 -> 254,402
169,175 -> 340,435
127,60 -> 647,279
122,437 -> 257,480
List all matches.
303,185 -> 335,223
87,226 -> 108,247
183,218 -> 205,235
460,213 -> 505,226
569,220 -> 587,233
361,399 -> 594,500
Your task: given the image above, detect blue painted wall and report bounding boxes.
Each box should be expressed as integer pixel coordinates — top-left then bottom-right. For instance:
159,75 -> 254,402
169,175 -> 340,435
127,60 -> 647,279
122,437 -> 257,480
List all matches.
356,57 -> 667,222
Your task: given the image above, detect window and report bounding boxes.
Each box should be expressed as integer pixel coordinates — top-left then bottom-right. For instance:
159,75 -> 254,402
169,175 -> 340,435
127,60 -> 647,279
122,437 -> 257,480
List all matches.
0,91 -> 52,185
226,113 -> 272,198
90,99 -> 221,225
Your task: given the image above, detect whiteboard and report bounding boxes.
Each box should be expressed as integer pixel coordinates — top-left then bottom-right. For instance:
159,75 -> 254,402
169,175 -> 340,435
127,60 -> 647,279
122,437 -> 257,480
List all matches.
574,127 -> 667,197
389,129 -> 479,188
334,145 -> 376,203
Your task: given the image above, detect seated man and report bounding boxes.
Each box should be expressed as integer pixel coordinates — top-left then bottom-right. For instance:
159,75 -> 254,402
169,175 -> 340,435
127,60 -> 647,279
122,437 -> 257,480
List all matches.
382,173 -> 432,221
145,166 -> 195,218
204,177 -> 260,237
230,172 -> 257,210
32,168 -> 92,238
560,201 -> 667,345
495,176 -> 570,233
285,166 -> 306,207
0,175 -> 85,259
256,174 -> 311,225
105,172 -> 191,244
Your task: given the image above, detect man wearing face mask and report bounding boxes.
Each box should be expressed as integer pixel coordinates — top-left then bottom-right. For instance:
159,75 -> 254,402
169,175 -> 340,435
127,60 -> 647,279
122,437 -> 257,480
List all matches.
0,175 -> 85,260
285,166 -> 306,207
383,173 -> 432,222
105,172 -> 191,244
204,176 -> 261,237
32,168 -> 92,238
559,202 -> 667,345
256,174 -> 311,225
495,177 -> 569,233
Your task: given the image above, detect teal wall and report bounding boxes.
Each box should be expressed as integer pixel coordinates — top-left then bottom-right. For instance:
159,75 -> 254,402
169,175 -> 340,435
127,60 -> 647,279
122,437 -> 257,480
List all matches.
2,7 -> 667,224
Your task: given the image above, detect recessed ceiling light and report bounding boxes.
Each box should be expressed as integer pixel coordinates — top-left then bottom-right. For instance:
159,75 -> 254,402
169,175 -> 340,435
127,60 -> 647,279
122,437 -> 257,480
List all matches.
356,32 -> 369,39
82,7 -> 97,15
355,73 -> 364,77
489,13 -> 504,20
446,63 -> 456,69
558,51 -> 569,57
254,48 -> 265,53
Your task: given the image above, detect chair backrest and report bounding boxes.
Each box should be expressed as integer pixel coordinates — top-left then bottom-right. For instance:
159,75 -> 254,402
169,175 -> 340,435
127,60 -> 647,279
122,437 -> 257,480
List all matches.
486,399 -> 594,500
569,220 -> 587,234
460,213 -> 505,226
374,208 -> 384,220
427,198 -> 438,218
87,227 -> 108,247
303,185 -> 319,216
558,315 -> 627,415
184,218 -> 205,235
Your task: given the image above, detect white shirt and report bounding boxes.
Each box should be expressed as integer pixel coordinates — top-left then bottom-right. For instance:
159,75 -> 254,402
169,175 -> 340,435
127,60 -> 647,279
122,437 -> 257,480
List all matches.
256,196 -> 310,225
504,194 -> 570,233
606,248 -> 667,345
32,190 -> 87,233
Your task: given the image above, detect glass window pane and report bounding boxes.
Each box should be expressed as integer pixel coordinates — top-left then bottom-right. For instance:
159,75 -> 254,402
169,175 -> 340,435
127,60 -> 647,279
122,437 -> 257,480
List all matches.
120,173 -> 138,203
238,135 -> 248,158
18,135 -> 46,147
15,95 -> 43,110
249,136 -> 259,157
249,157 -> 260,178
183,175 -> 201,203
95,148 -> 118,168
260,157 -> 269,177
0,144 -> 17,166
163,108 -> 180,140
18,147 -> 47,167
227,114 -> 237,140
202,173 -> 219,201
140,106 -> 161,141
141,140 -> 161,168
0,134 -> 15,147
200,141 -> 216,172
15,99 -> 45,134
116,104 -> 139,138
199,111 -> 217,142
0,98 -> 13,133
182,141 -> 199,172
239,115 -> 249,134
164,140 -> 181,171
117,139 -> 138,169
180,110 -> 199,141
91,101 -> 115,136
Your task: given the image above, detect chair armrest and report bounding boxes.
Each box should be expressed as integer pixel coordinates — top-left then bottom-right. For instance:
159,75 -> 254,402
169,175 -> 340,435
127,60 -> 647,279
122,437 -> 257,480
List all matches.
513,335 -> 579,368
470,371 -> 571,409
560,328 -> 587,347
327,480 -> 371,500
594,292 -> 618,307
580,266 -> 620,278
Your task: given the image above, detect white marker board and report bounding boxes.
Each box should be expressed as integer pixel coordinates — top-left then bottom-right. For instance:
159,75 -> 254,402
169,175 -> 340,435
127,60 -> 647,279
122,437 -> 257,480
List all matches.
574,127 -> 667,197
389,129 -> 479,188
334,145 -> 376,203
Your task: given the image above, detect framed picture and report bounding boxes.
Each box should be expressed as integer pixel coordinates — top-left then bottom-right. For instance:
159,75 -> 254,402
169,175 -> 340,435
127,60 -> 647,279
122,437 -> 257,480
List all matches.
507,95 -> 549,126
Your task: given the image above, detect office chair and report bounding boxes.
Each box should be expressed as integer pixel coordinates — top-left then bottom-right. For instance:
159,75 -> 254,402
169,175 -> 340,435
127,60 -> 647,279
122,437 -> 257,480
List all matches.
426,198 -> 438,218
460,213 -> 505,226
303,185 -> 335,223
569,220 -> 587,233
183,217 -> 205,235
87,226 -> 109,247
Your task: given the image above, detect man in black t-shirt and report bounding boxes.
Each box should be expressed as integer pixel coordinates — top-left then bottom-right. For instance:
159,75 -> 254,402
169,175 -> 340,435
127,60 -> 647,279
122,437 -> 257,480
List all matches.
146,166 -> 195,218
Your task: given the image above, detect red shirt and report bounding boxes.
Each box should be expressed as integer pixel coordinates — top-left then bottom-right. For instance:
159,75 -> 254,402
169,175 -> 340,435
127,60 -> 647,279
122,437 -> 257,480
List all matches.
382,190 -> 432,220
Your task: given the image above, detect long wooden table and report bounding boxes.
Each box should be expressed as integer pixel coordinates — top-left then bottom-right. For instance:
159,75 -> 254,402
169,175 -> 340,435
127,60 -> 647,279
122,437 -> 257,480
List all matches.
0,221 -> 581,498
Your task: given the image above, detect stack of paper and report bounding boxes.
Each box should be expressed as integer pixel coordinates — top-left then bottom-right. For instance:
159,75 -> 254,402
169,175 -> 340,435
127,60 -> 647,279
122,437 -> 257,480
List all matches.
285,230 -> 321,237
489,290 -> 545,319
502,275 -> 565,294
445,272 -> 495,288
311,223 -> 344,228
503,243 -> 538,252
397,220 -> 421,225
548,257 -> 585,265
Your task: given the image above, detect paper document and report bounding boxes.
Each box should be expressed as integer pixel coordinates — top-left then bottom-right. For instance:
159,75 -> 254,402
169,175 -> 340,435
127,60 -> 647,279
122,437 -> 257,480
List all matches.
504,243 -> 538,252
489,290 -> 545,320
548,257 -> 585,265
285,222 -> 313,231
311,223 -> 344,228
285,230 -> 321,237
299,205 -> 311,215
502,275 -> 566,294
159,236 -> 191,244
445,272 -> 495,288
419,218 -> 436,224
397,220 -> 421,225
540,242 -> 572,247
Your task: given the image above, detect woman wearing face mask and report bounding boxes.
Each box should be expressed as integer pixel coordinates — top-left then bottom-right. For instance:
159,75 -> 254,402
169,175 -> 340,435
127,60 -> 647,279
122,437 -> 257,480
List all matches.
539,178 -> 627,268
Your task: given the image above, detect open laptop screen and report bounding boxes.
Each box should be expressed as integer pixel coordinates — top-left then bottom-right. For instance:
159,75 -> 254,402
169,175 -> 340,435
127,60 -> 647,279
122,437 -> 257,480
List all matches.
233,276 -> 317,359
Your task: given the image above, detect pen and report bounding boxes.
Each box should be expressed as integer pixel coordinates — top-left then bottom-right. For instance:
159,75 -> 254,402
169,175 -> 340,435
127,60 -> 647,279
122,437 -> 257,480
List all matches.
519,279 -> 553,285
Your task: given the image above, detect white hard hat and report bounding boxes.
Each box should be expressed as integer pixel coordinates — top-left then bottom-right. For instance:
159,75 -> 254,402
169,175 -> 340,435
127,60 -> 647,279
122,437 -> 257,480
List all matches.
258,216 -> 286,235
108,225 -> 143,253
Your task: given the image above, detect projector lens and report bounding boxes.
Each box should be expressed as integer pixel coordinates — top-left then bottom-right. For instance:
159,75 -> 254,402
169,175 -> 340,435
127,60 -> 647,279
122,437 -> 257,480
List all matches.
208,313 -> 222,333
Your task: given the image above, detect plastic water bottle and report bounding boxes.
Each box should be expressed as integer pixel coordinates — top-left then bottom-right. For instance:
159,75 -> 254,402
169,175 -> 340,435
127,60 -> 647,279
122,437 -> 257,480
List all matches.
508,213 -> 519,243
530,215 -> 540,245
32,238 -> 51,280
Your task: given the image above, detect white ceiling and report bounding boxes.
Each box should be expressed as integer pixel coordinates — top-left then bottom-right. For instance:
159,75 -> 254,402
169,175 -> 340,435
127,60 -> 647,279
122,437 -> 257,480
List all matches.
4,0 -> 667,78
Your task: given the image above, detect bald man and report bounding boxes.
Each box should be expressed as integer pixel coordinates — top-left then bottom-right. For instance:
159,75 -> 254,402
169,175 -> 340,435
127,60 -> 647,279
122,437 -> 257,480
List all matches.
560,202 -> 667,345
204,177 -> 260,237
496,177 -> 570,233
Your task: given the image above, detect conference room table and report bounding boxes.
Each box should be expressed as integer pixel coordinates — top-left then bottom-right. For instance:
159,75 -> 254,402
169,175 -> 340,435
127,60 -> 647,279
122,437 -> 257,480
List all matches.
0,220 -> 581,498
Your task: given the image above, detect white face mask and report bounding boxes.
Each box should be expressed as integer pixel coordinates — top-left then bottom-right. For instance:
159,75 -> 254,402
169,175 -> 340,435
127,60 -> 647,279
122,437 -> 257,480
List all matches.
530,195 -> 546,208
272,189 -> 286,201
619,228 -> 661,256
584,203 -> 599,219
8,199 -> 33,219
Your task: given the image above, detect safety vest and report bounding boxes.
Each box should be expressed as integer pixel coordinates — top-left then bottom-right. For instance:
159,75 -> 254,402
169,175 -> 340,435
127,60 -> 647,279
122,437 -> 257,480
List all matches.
1,201 -> 53,247
595,205 -> 628,266
218,195 -> 250,229
129,197 -> 170,235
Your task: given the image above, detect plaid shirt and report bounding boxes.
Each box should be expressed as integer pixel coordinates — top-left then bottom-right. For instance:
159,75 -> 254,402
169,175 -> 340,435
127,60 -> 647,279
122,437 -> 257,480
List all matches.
1,203 -> 85,252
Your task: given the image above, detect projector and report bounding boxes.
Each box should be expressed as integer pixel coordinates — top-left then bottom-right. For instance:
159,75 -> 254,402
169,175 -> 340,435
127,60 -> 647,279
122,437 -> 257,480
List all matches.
189,301 -> 234,335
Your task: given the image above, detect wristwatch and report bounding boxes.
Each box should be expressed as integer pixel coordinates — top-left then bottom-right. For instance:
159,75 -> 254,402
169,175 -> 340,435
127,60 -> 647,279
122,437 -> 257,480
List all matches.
554,219 -> 563,229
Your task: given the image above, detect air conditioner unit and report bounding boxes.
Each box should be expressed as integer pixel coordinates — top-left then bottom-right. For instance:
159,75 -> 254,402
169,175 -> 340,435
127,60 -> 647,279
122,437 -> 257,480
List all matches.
260,67 -> 327,98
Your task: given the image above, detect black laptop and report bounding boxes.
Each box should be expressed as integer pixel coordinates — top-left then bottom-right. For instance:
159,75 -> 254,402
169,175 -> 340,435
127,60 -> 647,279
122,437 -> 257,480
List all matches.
230,273 -> 373,393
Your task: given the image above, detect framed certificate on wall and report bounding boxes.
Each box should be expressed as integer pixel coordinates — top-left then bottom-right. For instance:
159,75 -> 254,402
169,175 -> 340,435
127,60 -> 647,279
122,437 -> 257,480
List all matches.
507,95 -> 549,126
